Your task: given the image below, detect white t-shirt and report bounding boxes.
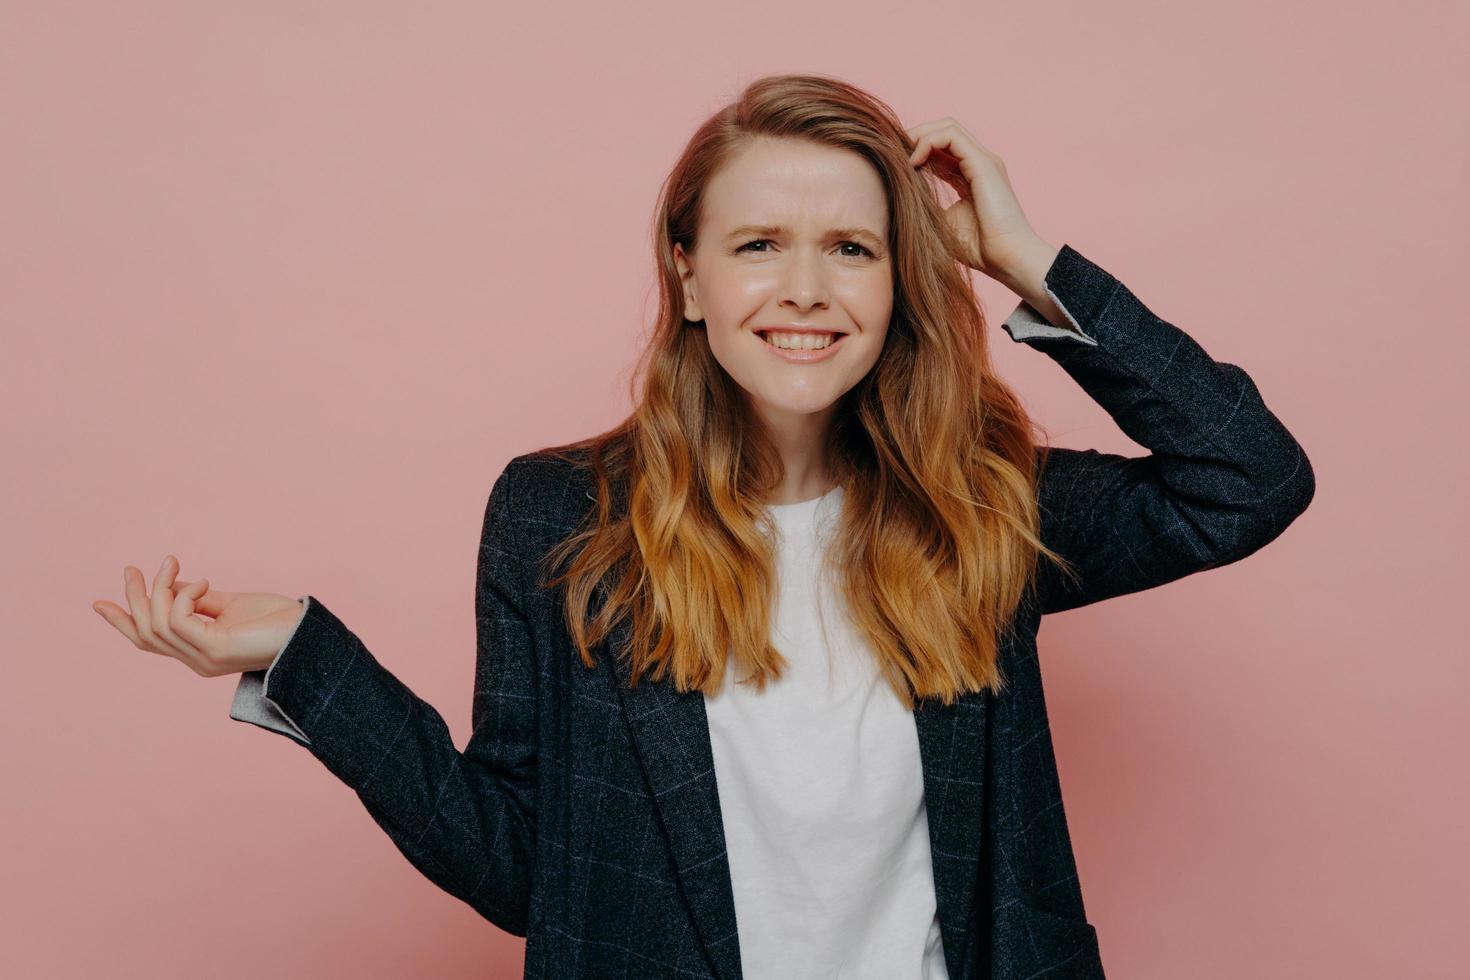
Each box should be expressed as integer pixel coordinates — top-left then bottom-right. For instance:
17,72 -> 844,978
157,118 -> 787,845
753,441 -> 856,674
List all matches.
703,484 -> 950,979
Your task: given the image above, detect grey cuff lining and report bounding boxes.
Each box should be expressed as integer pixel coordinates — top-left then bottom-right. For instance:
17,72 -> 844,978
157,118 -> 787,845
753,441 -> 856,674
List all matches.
228,595 -> 314,745
999,286 -> 1099,347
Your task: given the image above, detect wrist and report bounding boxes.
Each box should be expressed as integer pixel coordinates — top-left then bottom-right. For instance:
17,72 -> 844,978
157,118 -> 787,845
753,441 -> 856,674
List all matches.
995,236 -> 1060,304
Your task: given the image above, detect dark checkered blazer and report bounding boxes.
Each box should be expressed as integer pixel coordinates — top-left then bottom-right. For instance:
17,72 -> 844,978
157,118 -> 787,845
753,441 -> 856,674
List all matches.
231,243 -> 1315,979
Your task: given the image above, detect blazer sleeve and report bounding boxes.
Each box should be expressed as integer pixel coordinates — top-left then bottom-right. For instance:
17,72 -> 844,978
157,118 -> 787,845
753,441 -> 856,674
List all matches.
227,460 -> 539,936
1000,244 -> 1316,615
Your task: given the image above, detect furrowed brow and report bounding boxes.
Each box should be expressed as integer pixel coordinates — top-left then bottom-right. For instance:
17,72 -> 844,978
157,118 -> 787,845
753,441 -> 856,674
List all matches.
723,224 -> 885,247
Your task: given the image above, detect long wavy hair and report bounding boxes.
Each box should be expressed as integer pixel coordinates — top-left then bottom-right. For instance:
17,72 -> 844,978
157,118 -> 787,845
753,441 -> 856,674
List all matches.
536,72 -> 1075,708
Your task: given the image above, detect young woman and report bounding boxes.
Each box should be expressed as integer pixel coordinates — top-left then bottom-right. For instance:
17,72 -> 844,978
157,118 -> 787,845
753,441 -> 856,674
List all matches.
92,74 -> 1315,980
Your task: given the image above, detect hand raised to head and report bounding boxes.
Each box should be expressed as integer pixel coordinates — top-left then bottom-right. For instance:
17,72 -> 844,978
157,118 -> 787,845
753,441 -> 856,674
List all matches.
905,117 -> 1044,281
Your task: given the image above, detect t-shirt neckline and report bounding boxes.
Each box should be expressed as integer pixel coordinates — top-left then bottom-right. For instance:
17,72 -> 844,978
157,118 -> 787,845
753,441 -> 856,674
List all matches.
765,483 -> 843,526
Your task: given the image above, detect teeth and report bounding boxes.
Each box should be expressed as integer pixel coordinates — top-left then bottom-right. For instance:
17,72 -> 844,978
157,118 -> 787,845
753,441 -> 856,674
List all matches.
763,331 -> 838,350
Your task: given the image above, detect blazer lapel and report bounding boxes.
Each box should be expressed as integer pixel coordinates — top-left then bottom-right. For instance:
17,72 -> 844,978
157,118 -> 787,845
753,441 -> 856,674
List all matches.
600,586 -> 745,980
912,692 -> 989,980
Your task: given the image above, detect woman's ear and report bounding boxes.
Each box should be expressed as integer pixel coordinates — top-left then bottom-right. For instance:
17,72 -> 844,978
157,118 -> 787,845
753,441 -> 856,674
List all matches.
672,243 -> 704,323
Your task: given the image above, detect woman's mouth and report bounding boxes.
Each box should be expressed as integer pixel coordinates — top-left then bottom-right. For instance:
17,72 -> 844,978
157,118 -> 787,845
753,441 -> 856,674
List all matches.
757,330 -> 847,362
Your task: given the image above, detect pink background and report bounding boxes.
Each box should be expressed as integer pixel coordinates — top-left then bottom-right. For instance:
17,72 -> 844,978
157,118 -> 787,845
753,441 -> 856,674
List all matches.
4,1 -> 1463,977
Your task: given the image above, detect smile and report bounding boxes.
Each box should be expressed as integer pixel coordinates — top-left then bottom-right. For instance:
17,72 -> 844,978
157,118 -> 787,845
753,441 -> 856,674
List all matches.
756,330 -> 847,363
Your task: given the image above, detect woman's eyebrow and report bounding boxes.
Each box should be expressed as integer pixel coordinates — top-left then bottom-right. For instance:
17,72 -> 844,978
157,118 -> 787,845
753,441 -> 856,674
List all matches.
723,224 -> 885,246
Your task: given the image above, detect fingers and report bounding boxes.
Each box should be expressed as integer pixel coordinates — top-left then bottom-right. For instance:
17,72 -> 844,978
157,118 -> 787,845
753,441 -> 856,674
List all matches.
93,599 -> 147,649
910,129 -> 978,179
905,117 -> 990,155
904,117 -> 956,143
904,118 -> 1000,177
148,556 -> 200,660
905,118 -> 964,166
907,136 -> 975,205
115,559 -> 206,669
122,564 -> 154,646
169,578 -> 214,654
175,579 -> 232,619
150,556 -> 178,649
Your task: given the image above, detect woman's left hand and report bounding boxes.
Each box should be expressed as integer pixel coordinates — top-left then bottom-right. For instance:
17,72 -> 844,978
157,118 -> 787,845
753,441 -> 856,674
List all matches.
905,118 -> 1044,281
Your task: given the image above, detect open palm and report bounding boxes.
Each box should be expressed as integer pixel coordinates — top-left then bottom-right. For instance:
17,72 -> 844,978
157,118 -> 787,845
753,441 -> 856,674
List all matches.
93,556 -> 303,676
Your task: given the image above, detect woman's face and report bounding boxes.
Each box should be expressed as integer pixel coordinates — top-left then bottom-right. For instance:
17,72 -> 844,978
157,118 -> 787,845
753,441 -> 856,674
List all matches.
674,138 -> 894,439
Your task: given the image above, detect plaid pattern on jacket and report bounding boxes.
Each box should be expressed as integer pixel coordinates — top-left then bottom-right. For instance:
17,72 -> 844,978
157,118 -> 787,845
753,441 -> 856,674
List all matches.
231,243 -> 1316,979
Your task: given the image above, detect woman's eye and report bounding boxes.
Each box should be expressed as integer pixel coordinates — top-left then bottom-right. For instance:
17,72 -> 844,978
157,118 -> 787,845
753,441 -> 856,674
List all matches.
734,239 -> 874,258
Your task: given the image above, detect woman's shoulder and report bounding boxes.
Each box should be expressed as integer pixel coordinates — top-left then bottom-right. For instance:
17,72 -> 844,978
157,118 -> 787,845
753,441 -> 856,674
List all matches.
496,439 -> 624,527
506,431 -> 632,493
496,448 -> 585,505
507,445 -> 591,481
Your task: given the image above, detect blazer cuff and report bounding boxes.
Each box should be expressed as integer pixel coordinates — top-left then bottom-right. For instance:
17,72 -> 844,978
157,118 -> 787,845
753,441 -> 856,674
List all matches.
999,243 -> 1102,346
228,595 -> 313,745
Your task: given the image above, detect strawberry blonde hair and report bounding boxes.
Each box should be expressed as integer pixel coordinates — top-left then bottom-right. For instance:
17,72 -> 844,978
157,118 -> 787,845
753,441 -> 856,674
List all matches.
537,72 -> 1073,708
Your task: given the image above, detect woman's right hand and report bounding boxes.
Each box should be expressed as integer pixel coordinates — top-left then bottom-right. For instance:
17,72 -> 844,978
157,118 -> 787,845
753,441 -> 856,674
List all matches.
92,555 -> 305,676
